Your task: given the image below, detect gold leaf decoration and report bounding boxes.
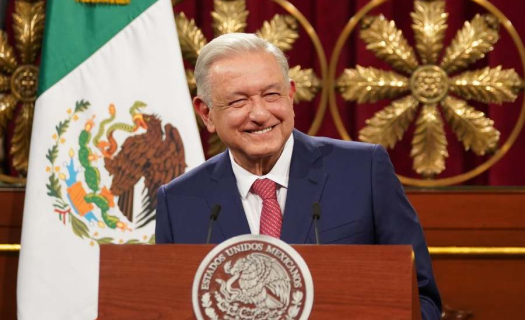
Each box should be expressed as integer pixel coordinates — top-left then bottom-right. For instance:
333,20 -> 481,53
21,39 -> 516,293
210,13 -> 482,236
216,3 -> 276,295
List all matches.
13,0 -> 45,65
288,65 -> 321,103
257,14 -> 299,52
441,95 -> 499,155
0,31 -> 18,74
175,12 -> 207,65
212,0 -> 248,37
185,68 -> 196,96
440,14 -> 499,74
207,133 -> 226,157
411,104 -> 448,177
360,15 -> 419,74
11,102 -> 34,175
411,0 -> 448,65
359,95 -> 419,148
0,94 -> 18,134
337,65 -> 409,103
335,0 -> 522,180
449,66 -> 523,104
0,74 -> 9,92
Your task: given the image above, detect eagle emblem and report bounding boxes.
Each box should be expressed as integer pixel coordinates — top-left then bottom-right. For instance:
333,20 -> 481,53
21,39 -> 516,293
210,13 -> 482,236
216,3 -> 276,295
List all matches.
216,253 -> 291,312
193,235 -> 313,320
45,100 -> 186,245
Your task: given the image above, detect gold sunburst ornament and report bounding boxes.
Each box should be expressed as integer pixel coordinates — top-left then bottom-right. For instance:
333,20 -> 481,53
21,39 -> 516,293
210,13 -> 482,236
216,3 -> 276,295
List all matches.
0,0 -> 45,182
175,0 -> 327,156
333,0 -> 524,182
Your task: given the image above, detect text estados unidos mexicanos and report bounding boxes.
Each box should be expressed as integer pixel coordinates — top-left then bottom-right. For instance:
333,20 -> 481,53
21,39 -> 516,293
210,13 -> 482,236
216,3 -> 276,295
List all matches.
200,242 -> 303,290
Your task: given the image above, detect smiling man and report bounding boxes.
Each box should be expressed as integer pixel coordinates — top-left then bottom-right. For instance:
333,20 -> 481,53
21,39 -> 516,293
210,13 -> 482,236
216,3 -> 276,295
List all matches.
155,33 -> 441,319
195,49 -> 295,176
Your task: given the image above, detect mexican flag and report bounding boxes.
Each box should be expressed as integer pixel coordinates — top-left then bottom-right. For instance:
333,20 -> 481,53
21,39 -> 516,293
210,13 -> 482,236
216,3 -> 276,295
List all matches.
17,0 -> 204,319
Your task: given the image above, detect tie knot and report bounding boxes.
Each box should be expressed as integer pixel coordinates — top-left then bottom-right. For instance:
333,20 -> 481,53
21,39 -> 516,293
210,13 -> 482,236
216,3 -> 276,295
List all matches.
251,178 -> 277,200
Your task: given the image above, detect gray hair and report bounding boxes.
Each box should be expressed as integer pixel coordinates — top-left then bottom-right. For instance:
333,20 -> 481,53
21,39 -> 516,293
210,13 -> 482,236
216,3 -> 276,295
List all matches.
194,33 -> 290,107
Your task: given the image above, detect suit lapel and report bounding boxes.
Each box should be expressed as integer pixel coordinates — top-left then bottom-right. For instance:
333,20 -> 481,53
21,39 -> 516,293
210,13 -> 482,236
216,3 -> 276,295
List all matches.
281,130 -> 328,244
204,130 -> 328,244
206,152 -> 251,240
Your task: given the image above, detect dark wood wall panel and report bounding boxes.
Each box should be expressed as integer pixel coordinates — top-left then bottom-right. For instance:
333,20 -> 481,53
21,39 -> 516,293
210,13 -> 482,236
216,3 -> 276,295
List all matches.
410,191 -> 525,228
0,189 -> 24,320
424,229 -> 525,246
0,252 -> 18,320
409,190 -> 525,247
410,190 -> 525,319
0,189 -> 24,243
1,189 -> 525,319
433,258 -> 525,319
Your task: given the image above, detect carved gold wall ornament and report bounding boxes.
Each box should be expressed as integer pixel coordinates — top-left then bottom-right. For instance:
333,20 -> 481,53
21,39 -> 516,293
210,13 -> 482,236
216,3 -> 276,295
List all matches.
411,0 -> 447,65
175,0 -> 327,156
0,0 -> 44,183
330,0 -> 525,186
449,66 -> 523,104
337,66 -> 410,104
411,104 -> 449,177
257,14 -> 299,52
441,96 -> 499,155
175,12 -> 207,66
358,95 -> 419,149
211,0 -> 248,36
288,65 -> 321,104
360,14 -> 419,75
440,14 -> 499,75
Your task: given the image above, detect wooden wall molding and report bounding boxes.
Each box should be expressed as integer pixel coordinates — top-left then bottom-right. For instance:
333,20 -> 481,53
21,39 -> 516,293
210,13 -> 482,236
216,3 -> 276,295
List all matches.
1,188 -> 525,319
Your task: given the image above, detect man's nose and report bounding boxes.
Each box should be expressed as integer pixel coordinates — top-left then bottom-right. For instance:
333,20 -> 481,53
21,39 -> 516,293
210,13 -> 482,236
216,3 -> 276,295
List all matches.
249,98 -> 271,123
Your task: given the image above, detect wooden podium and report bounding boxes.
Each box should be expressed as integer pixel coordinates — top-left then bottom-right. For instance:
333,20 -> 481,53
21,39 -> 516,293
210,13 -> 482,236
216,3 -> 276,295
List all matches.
98,244 -> 421,319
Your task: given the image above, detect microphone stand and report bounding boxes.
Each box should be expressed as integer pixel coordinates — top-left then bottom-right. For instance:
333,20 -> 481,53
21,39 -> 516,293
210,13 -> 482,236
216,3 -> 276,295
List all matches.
312,202 -> 322,245
206,205 -> 222,244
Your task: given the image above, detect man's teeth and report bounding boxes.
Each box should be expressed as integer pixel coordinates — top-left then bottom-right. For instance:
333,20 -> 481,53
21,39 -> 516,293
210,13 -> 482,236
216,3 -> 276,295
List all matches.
251,127 -> 273,134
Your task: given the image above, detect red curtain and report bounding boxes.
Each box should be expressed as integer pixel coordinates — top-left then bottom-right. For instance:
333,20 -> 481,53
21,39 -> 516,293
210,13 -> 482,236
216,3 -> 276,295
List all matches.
176,0 -> 525,186
3,0 -> 524,185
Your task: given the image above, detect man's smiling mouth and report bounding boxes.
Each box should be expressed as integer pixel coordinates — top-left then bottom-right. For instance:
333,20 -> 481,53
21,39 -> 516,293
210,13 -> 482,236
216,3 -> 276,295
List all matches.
247,125 -> 276,134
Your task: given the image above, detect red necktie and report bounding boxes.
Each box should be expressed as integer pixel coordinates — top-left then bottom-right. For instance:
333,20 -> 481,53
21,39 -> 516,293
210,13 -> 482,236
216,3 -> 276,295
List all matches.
251,178 -> 282,238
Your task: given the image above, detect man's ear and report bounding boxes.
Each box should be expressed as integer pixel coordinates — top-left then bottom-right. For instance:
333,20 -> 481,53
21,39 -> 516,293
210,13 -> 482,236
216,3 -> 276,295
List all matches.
193,96 -> 216,133
288,80 -> 296,102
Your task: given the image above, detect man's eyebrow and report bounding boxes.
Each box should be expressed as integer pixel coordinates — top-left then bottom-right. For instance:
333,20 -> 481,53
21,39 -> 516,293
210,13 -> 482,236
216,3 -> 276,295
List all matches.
224,92 -> 247,101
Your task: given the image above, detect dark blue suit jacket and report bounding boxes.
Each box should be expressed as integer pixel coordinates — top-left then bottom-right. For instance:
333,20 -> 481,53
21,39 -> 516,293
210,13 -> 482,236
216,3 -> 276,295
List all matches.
156,129 -> 441,319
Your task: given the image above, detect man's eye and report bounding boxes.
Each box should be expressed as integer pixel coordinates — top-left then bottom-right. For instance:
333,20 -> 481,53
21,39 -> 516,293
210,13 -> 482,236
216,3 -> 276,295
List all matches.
264,93 -> 281,101
229,99 -> 246,107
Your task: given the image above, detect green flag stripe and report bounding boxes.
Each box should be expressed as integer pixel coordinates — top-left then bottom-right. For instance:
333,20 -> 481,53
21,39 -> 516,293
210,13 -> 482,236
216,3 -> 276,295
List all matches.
37,0 -> 157,96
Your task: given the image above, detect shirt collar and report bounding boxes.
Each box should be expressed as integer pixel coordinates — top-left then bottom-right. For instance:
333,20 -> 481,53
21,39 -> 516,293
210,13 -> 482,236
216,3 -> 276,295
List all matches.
229,133 -> 294,199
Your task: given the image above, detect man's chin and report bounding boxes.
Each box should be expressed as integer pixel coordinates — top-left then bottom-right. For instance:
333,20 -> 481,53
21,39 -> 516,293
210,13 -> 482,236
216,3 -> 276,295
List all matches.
244,145 -> 285,161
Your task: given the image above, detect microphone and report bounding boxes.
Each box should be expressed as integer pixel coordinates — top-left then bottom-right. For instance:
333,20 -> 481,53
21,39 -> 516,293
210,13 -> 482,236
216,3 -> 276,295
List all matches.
206,205 -> 222,244
312,202 -> 322,245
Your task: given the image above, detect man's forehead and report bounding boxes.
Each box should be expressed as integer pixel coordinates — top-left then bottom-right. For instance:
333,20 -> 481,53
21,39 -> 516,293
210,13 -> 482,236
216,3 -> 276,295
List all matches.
209,54 -> 285,89
210,51 -> 279,71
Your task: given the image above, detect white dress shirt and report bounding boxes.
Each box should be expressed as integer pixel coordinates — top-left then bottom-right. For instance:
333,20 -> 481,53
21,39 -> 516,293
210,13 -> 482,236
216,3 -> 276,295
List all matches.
229,134 -> 294,234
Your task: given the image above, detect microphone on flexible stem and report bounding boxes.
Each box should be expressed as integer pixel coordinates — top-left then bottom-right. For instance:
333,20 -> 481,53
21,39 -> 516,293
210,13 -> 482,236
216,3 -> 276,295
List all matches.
206,205 -> 222,244
312,202 -> 322,245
